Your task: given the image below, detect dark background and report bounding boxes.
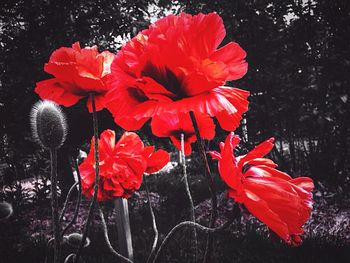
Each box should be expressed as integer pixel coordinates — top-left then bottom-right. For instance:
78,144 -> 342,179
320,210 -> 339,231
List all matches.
1,0 -> 349,191
0,0 -> 349,262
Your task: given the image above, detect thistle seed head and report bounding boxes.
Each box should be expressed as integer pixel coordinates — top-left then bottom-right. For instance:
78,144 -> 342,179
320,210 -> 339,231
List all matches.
30,100 -> 68,149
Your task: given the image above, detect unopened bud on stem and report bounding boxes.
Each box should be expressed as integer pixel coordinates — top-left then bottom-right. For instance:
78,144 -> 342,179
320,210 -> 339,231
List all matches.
30,100 -> 67,149
0,201 -> 13,221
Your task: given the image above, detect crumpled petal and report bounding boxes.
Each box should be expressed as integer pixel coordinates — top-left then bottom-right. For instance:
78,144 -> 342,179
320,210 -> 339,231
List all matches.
107,12 -> 249,132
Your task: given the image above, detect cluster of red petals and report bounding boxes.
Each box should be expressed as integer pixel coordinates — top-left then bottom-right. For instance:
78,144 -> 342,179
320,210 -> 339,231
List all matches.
107,12 -> 249,134
209,133 -> 314,246
151,112 -> 215,155
79,129 -> 169,201
35,42 -> 114,112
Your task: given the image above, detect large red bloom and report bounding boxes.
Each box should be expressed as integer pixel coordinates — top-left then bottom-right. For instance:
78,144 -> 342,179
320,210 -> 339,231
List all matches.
151,112 -> 215,155
107,12 -> 249,132
209,133 -> 314,246
35,42 -> 114,112
79,129 -> 169,201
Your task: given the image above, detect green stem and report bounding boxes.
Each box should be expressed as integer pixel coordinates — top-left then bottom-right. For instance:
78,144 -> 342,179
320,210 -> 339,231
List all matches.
99,206 -> 133,263
144,175 -> 159,263
151,218 -> 234,263
189,111 -> 217,263
74,93 -> 100,263
50,148 -> 61,263
61,156 -> 82,238
59,181 -> 78,224
180,133 -> 198,262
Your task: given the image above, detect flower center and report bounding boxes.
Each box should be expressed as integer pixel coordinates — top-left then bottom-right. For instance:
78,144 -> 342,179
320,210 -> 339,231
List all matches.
141,62 -> 187,101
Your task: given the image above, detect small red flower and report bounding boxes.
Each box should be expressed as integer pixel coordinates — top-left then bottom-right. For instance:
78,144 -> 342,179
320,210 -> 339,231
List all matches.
107,12 -> 249,132
151,112 -> 215,155
35,42 -> 114,112
79,129 -> 169,201
209,133 -> 314,246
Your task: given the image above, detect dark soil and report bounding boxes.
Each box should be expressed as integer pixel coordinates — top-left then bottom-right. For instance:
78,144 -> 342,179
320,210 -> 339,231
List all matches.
1,184 -> 350,263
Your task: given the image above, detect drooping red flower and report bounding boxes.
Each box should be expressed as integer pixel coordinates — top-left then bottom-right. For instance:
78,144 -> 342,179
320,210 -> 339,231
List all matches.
35,42 -> 114,112
107,12 -> 249,132
151,112 -> 215,155
79,129 -> 169,201
209,133 -> 314,246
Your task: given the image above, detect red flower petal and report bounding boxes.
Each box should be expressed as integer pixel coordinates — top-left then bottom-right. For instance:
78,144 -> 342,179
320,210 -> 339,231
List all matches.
151,112 -> 215,155
210,42 -> 248,80
143,146 -> 170,173
239,137 -> 275,165
35,79 -> 83,106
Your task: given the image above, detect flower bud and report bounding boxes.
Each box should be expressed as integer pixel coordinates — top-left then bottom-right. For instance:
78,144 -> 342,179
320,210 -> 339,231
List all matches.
0,201 -> 13,221
64,233 -> 90,248
30,100 -> 67,149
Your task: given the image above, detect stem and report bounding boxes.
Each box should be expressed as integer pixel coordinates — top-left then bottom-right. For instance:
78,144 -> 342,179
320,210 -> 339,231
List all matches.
50,148 -> 61,263
44,237 -> 54,263
99,207 -> 133,263
151,219 -> 234,263
74,93 -> 100,263
180,133 -> 198,262
64,254 -> 75,263
189,111 -> 217,263
61,156 -> 82,238
64,254 -> 86,263
59,181 -> 78,224
144,176 -> 159,263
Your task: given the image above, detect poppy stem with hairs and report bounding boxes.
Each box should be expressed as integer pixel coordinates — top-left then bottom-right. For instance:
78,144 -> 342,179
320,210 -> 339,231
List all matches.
180,133 -> 198,262
50,148 -> 61,263
74,93 -> 100,263
99,206 -> 133,263
145,175 -> 158,263
61,156 -> 82,238
189,111 -> 217,263
151,218 -> 234,263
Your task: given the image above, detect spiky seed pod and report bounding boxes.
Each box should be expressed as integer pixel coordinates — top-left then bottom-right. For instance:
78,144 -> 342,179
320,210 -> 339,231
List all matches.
30,100 -> 67,149
0,201 -> 13,221
64,233 -> 90,248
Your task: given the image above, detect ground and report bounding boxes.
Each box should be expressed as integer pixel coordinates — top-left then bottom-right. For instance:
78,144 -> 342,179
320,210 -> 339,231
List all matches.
1,178 -> 350,263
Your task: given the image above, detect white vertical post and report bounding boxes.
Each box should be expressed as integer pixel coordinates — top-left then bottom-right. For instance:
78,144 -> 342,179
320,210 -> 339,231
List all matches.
115,198 -> 133,261
242,116 -> 248,142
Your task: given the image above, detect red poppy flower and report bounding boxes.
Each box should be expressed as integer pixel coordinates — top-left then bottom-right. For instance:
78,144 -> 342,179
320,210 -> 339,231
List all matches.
209,133 -> 314,246
79,129 -> 169,201
151,112 -> 215,155
35,42 -> 114,112
143,146 -> 170,174
107,12 -> 249,132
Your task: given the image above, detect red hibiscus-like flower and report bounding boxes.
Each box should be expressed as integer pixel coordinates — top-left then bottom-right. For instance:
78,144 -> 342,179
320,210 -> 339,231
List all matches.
79,129 -> 169,201
107,12 -> 249,132
35,42 -> 114,112
209,133 -> 314,246
151,112 -> 215,155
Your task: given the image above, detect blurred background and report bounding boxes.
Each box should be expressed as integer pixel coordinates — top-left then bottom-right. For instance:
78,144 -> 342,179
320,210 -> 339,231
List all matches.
0,0 -> 349,262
